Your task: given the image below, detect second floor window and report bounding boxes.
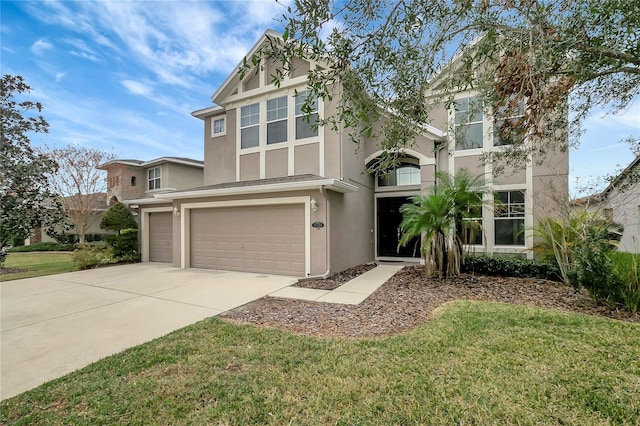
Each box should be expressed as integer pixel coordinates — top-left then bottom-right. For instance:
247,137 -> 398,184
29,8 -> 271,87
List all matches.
266,96 -> 288,144
130,176 -> 136,187
212,117 -> 225,136
295,91 -> 318,140
494,97 -> 525,146
240,103 -> 259,149
455,96 -> 483,150
148,167 -> 161,190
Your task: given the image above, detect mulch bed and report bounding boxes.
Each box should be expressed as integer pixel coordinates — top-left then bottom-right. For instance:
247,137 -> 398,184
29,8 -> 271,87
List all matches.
221,266 -> 640,338
294,262 -> 377,290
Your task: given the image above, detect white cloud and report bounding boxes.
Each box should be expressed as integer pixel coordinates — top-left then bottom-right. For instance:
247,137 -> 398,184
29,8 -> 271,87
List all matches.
30,39 -> 53,55
55,72 -> 66,83
121,80 -> 153,96
63,37 -> 101,62
23,0 -> 289,89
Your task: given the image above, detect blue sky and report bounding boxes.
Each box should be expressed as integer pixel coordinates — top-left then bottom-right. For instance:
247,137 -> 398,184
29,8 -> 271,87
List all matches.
2,0 -> 638,196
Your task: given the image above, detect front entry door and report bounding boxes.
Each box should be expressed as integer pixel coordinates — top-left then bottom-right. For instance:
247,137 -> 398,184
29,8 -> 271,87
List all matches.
377,197 -> 421,258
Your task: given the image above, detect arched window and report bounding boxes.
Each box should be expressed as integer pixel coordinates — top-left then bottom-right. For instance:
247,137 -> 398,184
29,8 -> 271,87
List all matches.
377,163 -> 421,187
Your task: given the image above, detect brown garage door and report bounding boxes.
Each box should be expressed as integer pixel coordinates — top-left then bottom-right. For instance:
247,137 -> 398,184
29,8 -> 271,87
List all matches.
148,212 -> 173,263
190,205 -> 305,276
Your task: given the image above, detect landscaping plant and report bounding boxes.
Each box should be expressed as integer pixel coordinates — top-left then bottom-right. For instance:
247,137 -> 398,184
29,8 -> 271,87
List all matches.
399,169 -> 487,278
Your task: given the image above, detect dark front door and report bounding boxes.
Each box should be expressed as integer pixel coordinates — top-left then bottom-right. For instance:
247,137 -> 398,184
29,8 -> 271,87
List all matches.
377,196 -> 421,258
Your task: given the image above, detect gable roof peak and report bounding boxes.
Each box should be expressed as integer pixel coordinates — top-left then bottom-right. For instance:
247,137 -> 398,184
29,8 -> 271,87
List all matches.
211,29 -> 283,104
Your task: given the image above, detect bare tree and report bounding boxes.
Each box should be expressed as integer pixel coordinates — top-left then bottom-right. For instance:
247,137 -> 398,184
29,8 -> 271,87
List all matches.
42,144 -> 115,243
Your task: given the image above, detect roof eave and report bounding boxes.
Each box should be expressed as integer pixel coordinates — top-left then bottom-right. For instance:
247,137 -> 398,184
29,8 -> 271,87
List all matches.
153,179 -> 358,201
140,157 -> 204,168
191,105 -> 224,119
123,198 -> 173,206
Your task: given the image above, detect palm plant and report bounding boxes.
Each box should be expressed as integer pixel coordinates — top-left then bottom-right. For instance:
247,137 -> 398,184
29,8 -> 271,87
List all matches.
398,169 -> 487,278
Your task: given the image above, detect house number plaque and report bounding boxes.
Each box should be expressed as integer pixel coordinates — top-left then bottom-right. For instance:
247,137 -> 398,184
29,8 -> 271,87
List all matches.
312,221 -> 325,229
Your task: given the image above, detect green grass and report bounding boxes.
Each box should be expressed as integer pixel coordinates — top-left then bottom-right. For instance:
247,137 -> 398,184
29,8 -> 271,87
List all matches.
1,252 -> 75,281
1,301 -> 638,425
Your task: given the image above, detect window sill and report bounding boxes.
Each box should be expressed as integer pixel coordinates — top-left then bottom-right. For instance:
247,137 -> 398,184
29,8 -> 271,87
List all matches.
453,148 -> 483,157
375,184 -> 421,193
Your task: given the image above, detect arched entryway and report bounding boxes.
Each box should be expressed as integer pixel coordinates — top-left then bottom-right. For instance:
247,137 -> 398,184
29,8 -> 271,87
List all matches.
367,153 -> 424,261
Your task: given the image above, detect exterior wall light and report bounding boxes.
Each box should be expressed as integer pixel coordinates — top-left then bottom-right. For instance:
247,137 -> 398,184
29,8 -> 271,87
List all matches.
173,206 -> 180,217
310,198 -> 318,212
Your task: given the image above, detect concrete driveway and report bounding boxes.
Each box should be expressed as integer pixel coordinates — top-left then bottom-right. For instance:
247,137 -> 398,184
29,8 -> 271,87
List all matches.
0,263 -> 296,400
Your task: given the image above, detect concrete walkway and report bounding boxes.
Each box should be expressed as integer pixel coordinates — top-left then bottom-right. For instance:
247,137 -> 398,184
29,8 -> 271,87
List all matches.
269,264 -> 404,304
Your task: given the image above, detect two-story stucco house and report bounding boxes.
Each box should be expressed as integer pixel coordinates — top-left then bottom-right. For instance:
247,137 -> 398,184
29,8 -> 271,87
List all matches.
100,157 -> 205,206
129,29 -> 568,277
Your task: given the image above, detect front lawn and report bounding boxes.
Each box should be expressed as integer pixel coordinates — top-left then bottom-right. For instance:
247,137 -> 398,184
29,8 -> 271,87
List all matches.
1,300 -> 638,425
0,252 -> 75,281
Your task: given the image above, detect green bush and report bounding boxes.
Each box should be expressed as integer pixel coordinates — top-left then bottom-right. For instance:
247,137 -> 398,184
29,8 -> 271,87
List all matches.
8,242 -> 76,252
11,235 -> 25,247
100,202 -> 137,233
611,252 -> 640,314
105,228 -> 139,261
462,255 -> 562,282
571,226 -> 618,307
72,244 -> 114,270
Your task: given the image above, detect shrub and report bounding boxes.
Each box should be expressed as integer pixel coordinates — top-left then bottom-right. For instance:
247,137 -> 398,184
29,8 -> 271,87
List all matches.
8,242 -> 76,252
100,202 -> 137,234
72,244 -> 114,270
572,226 -> 619,307
611,252 -> 640,314
462,255 -> 562,282
11,235 -> 25,247
105,228 -> 139,261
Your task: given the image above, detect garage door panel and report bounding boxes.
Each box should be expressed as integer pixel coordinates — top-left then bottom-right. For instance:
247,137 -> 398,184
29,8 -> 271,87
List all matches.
148,212 -> 173,263
190,205 -> 305,276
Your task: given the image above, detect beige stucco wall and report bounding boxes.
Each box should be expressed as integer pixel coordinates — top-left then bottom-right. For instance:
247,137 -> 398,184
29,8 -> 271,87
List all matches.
164,163 -> 203,190
327,120 -> 376,272
265,148 -> 288,178
322,95 -> 344,179
453,155 -> 487,179
243,70 -> 260,91
240,153 -> 260,181
203,111 -> 237,185
294,143 -> 320,175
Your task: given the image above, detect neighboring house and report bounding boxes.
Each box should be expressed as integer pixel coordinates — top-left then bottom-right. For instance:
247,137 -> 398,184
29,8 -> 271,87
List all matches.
127,29 -> 568,277
577,156 -> 640,253
98,157 -> 205,206
28,192 -> 110,244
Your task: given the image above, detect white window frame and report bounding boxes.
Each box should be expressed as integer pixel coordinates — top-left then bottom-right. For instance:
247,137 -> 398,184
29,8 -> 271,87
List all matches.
461,193 -> 484,246
148,166 -> 161,191
266,96 -> 288,145
212,117 -> 226,137
240,103 -> 260,149
493,97 -> 525,147
454,96 -> 483,150
295,90 -> 319,140
494,190 -> 526,246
